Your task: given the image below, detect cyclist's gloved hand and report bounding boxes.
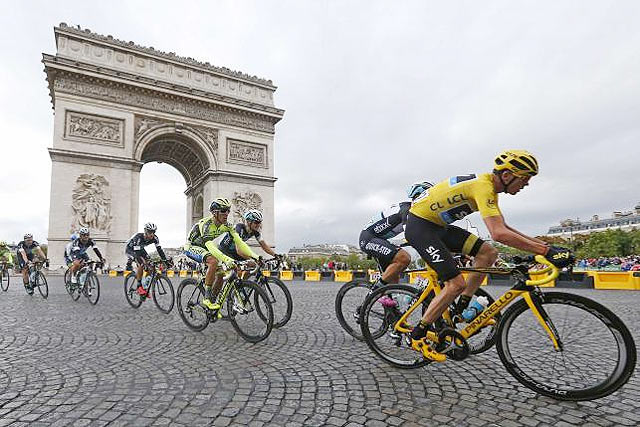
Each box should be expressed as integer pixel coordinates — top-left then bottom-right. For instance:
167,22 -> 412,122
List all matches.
544,246 -> 574,268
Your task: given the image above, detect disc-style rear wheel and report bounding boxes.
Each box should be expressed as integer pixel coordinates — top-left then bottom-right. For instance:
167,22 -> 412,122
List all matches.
152,275 -> 175,314
124,274 -> 143,308
227,280 -> 273,343
176,279 -> 209,331
1,268 -> 9,291
497,292 -> 636,401
35,272 -> 48,299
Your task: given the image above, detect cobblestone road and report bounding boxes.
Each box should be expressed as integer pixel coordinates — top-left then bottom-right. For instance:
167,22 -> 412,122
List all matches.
0,277 -> 638,426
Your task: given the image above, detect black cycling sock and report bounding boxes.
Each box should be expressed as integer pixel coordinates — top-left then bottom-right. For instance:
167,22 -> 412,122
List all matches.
411,320 -> 430,340
457,294 -> 472,314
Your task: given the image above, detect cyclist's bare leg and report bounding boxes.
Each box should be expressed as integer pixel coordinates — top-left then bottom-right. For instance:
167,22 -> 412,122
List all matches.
135,262 -> 144,281
211,274 -> 224,298
419,274 -> 467,324
204,256 -> 218,288
459,243 -> 498,298
381,249 -> 411,284
21,266 -> 29,284
70,259 -> 83,275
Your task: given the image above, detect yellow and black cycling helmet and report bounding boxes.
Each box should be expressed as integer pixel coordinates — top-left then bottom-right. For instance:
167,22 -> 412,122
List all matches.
494,150 -> 539,178
209,197 -> 232,212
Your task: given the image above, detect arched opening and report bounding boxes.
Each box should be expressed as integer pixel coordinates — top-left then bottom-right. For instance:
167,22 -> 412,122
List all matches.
139,162 -> 186,248
137,131 -> 214,249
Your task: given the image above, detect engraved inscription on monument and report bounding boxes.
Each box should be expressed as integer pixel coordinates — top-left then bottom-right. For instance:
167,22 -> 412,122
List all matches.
227,139 -> 267,167
65,111 -> 124,146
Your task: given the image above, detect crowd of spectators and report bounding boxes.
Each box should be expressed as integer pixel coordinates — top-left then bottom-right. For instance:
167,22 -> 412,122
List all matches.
575,256 -> 640,271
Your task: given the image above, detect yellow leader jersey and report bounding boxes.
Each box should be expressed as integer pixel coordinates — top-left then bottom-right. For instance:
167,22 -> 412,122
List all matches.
409,173 -> 502,226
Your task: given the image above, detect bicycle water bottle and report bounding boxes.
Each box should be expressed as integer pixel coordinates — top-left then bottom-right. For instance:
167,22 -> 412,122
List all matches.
143,276 -> 151,290
79,271 -> 87,284
462,296 -> 489,321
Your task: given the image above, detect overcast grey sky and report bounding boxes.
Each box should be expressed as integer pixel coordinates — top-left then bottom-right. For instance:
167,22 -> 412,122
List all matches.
1,1 -> 639,251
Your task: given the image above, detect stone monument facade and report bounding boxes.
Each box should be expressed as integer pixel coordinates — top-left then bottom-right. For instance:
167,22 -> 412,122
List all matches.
43,24 -> 284,268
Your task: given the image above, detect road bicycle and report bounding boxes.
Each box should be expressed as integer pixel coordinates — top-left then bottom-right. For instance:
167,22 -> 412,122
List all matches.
25,260 -> 49,298
242,258 -> 293,328
64,260 -> 102,305
124,259 -> 175,314
334,254 -> 491,341
176,260 -> 274,343
359,255 -> 637,401
0,261 -> 10,291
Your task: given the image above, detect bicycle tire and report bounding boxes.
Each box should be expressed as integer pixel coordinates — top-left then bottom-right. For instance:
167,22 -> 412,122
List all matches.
361,284 -> 432,369
334,279 -> 373,340
176,278 -> 210,331
496,291 -> 637,401
124,274 -> 143,308
84,272 -> 100,305
64,269 -> 72,295
152,275 -> 175,314
1,268 -> 9,291
36,272 -> 48,299
227,280 -> 273,343
263,277 -> 293,328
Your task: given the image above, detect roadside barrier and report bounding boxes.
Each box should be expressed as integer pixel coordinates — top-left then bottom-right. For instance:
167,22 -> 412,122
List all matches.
334,270 -> 353,282
305,271 -> 321,281
262,270 -> 271,277
108,270 -> 117,277
280,270 -> 293,281
179,270 -> 188,277
587,271 -> 640,290
166,270 -> 174,278
124,270 -> 132,277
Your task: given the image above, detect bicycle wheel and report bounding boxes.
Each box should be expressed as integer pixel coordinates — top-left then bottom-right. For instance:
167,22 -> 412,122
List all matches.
64,269 -> 72,295
335,279 -> 373,340
35,272 -> 48,299
176,279 -> 209,331
227,280 -> 273,343
1,268 -> 9,291
84,272 -> 100,305
497,291 -> 637,401
124,274 -> 143,308
361,284 -> 431,369
458,287 -> 500,355
261,277 -> 293,328
152,275 -> 175,314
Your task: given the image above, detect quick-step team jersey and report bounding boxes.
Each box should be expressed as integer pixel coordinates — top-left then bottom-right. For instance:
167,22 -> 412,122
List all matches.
409,173 -> 502,226
362,202 -> 411,239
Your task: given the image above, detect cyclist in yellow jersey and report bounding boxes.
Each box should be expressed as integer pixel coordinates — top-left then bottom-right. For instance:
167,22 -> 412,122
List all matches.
405,150 -> 574,361
183,197 -> 260,312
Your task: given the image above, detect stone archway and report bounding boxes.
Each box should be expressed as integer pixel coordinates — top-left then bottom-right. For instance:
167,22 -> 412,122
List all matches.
43,24 -> 284,268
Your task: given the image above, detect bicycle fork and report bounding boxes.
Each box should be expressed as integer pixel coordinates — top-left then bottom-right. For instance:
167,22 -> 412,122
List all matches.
522,290 -> 563,351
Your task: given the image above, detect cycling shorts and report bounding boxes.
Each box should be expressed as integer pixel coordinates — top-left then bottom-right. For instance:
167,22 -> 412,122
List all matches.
404,212 -> 485,282
359,230 -> 401,271
126,247 -> 149,266
220,246 -> 245,262
183,244 -> 211,264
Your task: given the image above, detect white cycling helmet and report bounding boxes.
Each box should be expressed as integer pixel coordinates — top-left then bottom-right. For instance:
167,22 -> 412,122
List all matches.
78,227 -> 90,236
243,209 -> 263,222
407,181 -> 434,200
23,233 -> 33,239
144,222 -> 157,232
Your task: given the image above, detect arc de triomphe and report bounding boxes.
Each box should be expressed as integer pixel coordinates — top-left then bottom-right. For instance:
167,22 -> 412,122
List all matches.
43,24 -> 284,268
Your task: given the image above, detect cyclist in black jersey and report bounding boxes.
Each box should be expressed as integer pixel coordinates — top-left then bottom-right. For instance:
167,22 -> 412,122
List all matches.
125,222 -> 171,298
17,233 -> 47,294
359,182 -> 433,294
65,227 -> 105,284
219,210 -> 279,262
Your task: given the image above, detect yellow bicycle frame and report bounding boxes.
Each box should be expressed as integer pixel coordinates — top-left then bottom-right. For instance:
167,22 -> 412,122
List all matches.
393,255 -> 561,349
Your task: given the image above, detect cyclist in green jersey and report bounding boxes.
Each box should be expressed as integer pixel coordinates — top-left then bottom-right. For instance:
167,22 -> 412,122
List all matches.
183,198 -> 260,312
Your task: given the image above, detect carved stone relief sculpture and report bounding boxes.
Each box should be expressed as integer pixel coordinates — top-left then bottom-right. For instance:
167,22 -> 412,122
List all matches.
231,191 -> 263,224
227,139 -> 267,167
71,174 -> 113,233
65,111 -> 124,145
